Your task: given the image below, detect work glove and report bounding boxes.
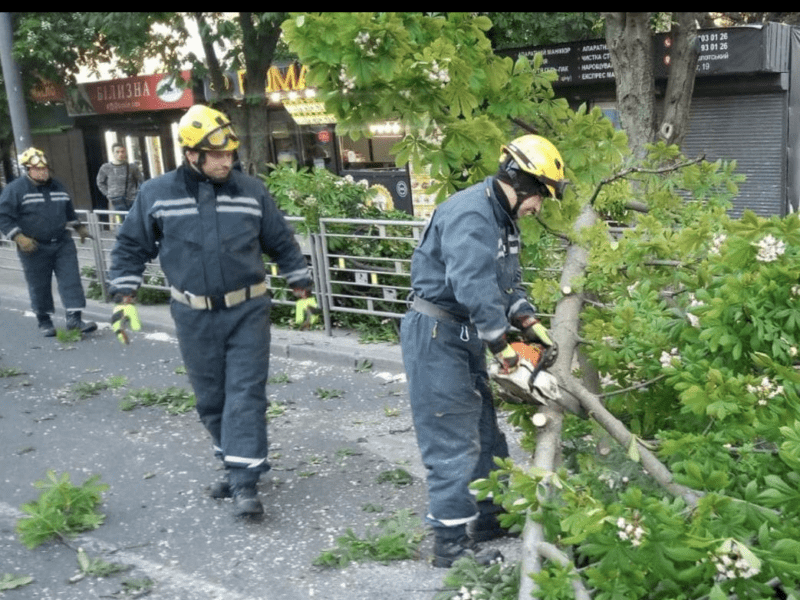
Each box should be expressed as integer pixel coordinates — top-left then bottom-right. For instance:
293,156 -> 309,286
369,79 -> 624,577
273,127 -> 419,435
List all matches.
74,224 -> 93,244
111,295 -> 141,344
487,337 -> 520,374
292,285 -> 321,328
13,233 -> 37,253
516,316 -> 558,366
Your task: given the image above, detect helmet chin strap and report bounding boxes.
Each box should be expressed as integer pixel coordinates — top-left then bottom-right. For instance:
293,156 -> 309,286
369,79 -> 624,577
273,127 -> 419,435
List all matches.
493,178 -> 522,220
186,150 -> 228,184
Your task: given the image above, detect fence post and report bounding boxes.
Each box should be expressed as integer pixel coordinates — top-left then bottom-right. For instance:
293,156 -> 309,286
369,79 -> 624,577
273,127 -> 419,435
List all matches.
86,212 -> 110,301
309,232 -> 332,336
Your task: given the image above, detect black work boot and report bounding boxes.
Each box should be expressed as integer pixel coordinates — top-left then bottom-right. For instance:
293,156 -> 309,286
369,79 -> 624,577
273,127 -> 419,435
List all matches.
432,525 -> 503,568
468,512 -> 516,543
468,502 -> 518,543
232,484 -> 264,519
37,314 -> 56,337
66,311 -> 97,334
208,471 -> 232,499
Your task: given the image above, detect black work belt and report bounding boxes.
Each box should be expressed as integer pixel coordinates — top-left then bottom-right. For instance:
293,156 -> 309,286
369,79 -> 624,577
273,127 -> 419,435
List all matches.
411,296 -> 468,324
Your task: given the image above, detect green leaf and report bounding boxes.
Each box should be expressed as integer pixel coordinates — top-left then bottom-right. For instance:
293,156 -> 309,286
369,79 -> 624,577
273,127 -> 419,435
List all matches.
0,573 -> 34,591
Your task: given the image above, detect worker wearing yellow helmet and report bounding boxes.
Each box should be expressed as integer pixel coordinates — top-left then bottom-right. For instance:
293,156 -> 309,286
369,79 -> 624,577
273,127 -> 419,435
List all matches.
177,104 -> 240,183
495,134 -> 568,219
108,104 -> 314,519
400,133 -> 567,567
0,147 -> 96,336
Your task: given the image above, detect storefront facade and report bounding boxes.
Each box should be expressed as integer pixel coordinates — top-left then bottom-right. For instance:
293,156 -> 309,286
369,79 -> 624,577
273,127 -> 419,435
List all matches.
31,63 -> 421,216
205,62 -> 417,215
502,22 -> 800,218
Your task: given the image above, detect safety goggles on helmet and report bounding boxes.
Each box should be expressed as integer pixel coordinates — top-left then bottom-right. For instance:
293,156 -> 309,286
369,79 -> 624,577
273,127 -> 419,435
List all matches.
501,135 -> 568,200
20,148 -> 48,168
178,104 -> 240,152
503,158 -> 561,200
198,124 -> 239,151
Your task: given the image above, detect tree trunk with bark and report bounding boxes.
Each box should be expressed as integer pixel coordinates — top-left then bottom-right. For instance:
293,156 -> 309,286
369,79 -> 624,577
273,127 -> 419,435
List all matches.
603,12 -> 656,159
193,12 -> 284,178
603,12 -> 701,155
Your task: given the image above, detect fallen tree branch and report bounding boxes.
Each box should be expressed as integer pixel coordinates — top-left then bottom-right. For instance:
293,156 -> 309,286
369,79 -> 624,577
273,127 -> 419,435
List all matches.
562,374 -> 703,508
588,154 -> 706,206
537,542 -> 591,600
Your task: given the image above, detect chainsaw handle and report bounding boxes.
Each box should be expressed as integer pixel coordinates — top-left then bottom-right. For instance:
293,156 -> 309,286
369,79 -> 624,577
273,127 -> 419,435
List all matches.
528,344 -> 555,389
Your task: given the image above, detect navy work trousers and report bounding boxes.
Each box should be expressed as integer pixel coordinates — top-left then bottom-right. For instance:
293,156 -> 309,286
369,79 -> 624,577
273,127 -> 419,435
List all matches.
400,310 -> 509,528
171,295 -> 272,489
18,234 -> 86,316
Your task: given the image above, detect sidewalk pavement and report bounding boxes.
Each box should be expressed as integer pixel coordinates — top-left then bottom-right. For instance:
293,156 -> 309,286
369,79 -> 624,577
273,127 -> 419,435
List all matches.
0,267 -> 405,374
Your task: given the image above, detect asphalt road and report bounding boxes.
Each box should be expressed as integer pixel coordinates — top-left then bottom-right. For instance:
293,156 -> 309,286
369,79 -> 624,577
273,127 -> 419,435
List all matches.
0,300 -> 522,600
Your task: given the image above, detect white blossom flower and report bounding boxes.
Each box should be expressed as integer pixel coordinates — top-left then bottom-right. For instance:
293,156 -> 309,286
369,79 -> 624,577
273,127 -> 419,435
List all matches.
754,234 -> 786,262
425,60 -> 450,88
687,293 -> 704,328
709,233 -> 727,256
600,373 -> 616,388
747,376 -> 784,406
338,67 -> 356,93
660,348 -> 681,368
707,540 -> 761,581
616,515 -> 646,546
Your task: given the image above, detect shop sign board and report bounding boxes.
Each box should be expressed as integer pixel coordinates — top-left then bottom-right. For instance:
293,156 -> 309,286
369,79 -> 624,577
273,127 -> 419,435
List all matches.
506,26 -> 784,87
64,71 -> 194,117
204,63 -> 312,99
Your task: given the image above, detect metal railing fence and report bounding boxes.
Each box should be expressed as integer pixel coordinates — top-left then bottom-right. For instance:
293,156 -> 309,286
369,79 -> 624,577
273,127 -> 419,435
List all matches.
1,209 -> 558,336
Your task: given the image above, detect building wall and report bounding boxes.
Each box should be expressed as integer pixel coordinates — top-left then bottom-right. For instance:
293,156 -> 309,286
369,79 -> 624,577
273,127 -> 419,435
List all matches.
32,129 -> 93,211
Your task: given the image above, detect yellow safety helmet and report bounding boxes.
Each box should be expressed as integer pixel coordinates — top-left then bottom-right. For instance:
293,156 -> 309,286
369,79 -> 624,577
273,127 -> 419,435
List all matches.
177,104 -> 239,152
19,147 -> 48,168
499,134 -> 567,200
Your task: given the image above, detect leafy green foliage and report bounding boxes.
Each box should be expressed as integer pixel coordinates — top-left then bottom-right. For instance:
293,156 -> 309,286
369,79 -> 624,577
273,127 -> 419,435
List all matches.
81,266 -> 104,301
264,162 -> 415,342
0,366 -> 24,377
482,12 -> 604,50
314,387 -> 343,399
16,471 -> 108,549
477,150 -> 800,596
11,13 -> 187,85
282,12 -> 562,202
313,509 -> 425,567
264,162 -> 385,233
76,547 -> 131,578
119,386 -> 196,414
56,328 -> 82,344
0,573 -> 33,592
434,557 -> 521,600
376,468 -> 414,487
69,376 -> 127,400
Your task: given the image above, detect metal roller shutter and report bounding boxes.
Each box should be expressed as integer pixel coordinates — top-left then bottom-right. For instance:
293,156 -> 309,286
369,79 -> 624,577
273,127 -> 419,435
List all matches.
682,93 -> 787,218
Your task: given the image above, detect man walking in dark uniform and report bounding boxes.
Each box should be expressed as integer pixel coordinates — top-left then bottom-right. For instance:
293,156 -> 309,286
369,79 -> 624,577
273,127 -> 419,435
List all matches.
107,105 -> 315,518
0,147 -> 96,336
